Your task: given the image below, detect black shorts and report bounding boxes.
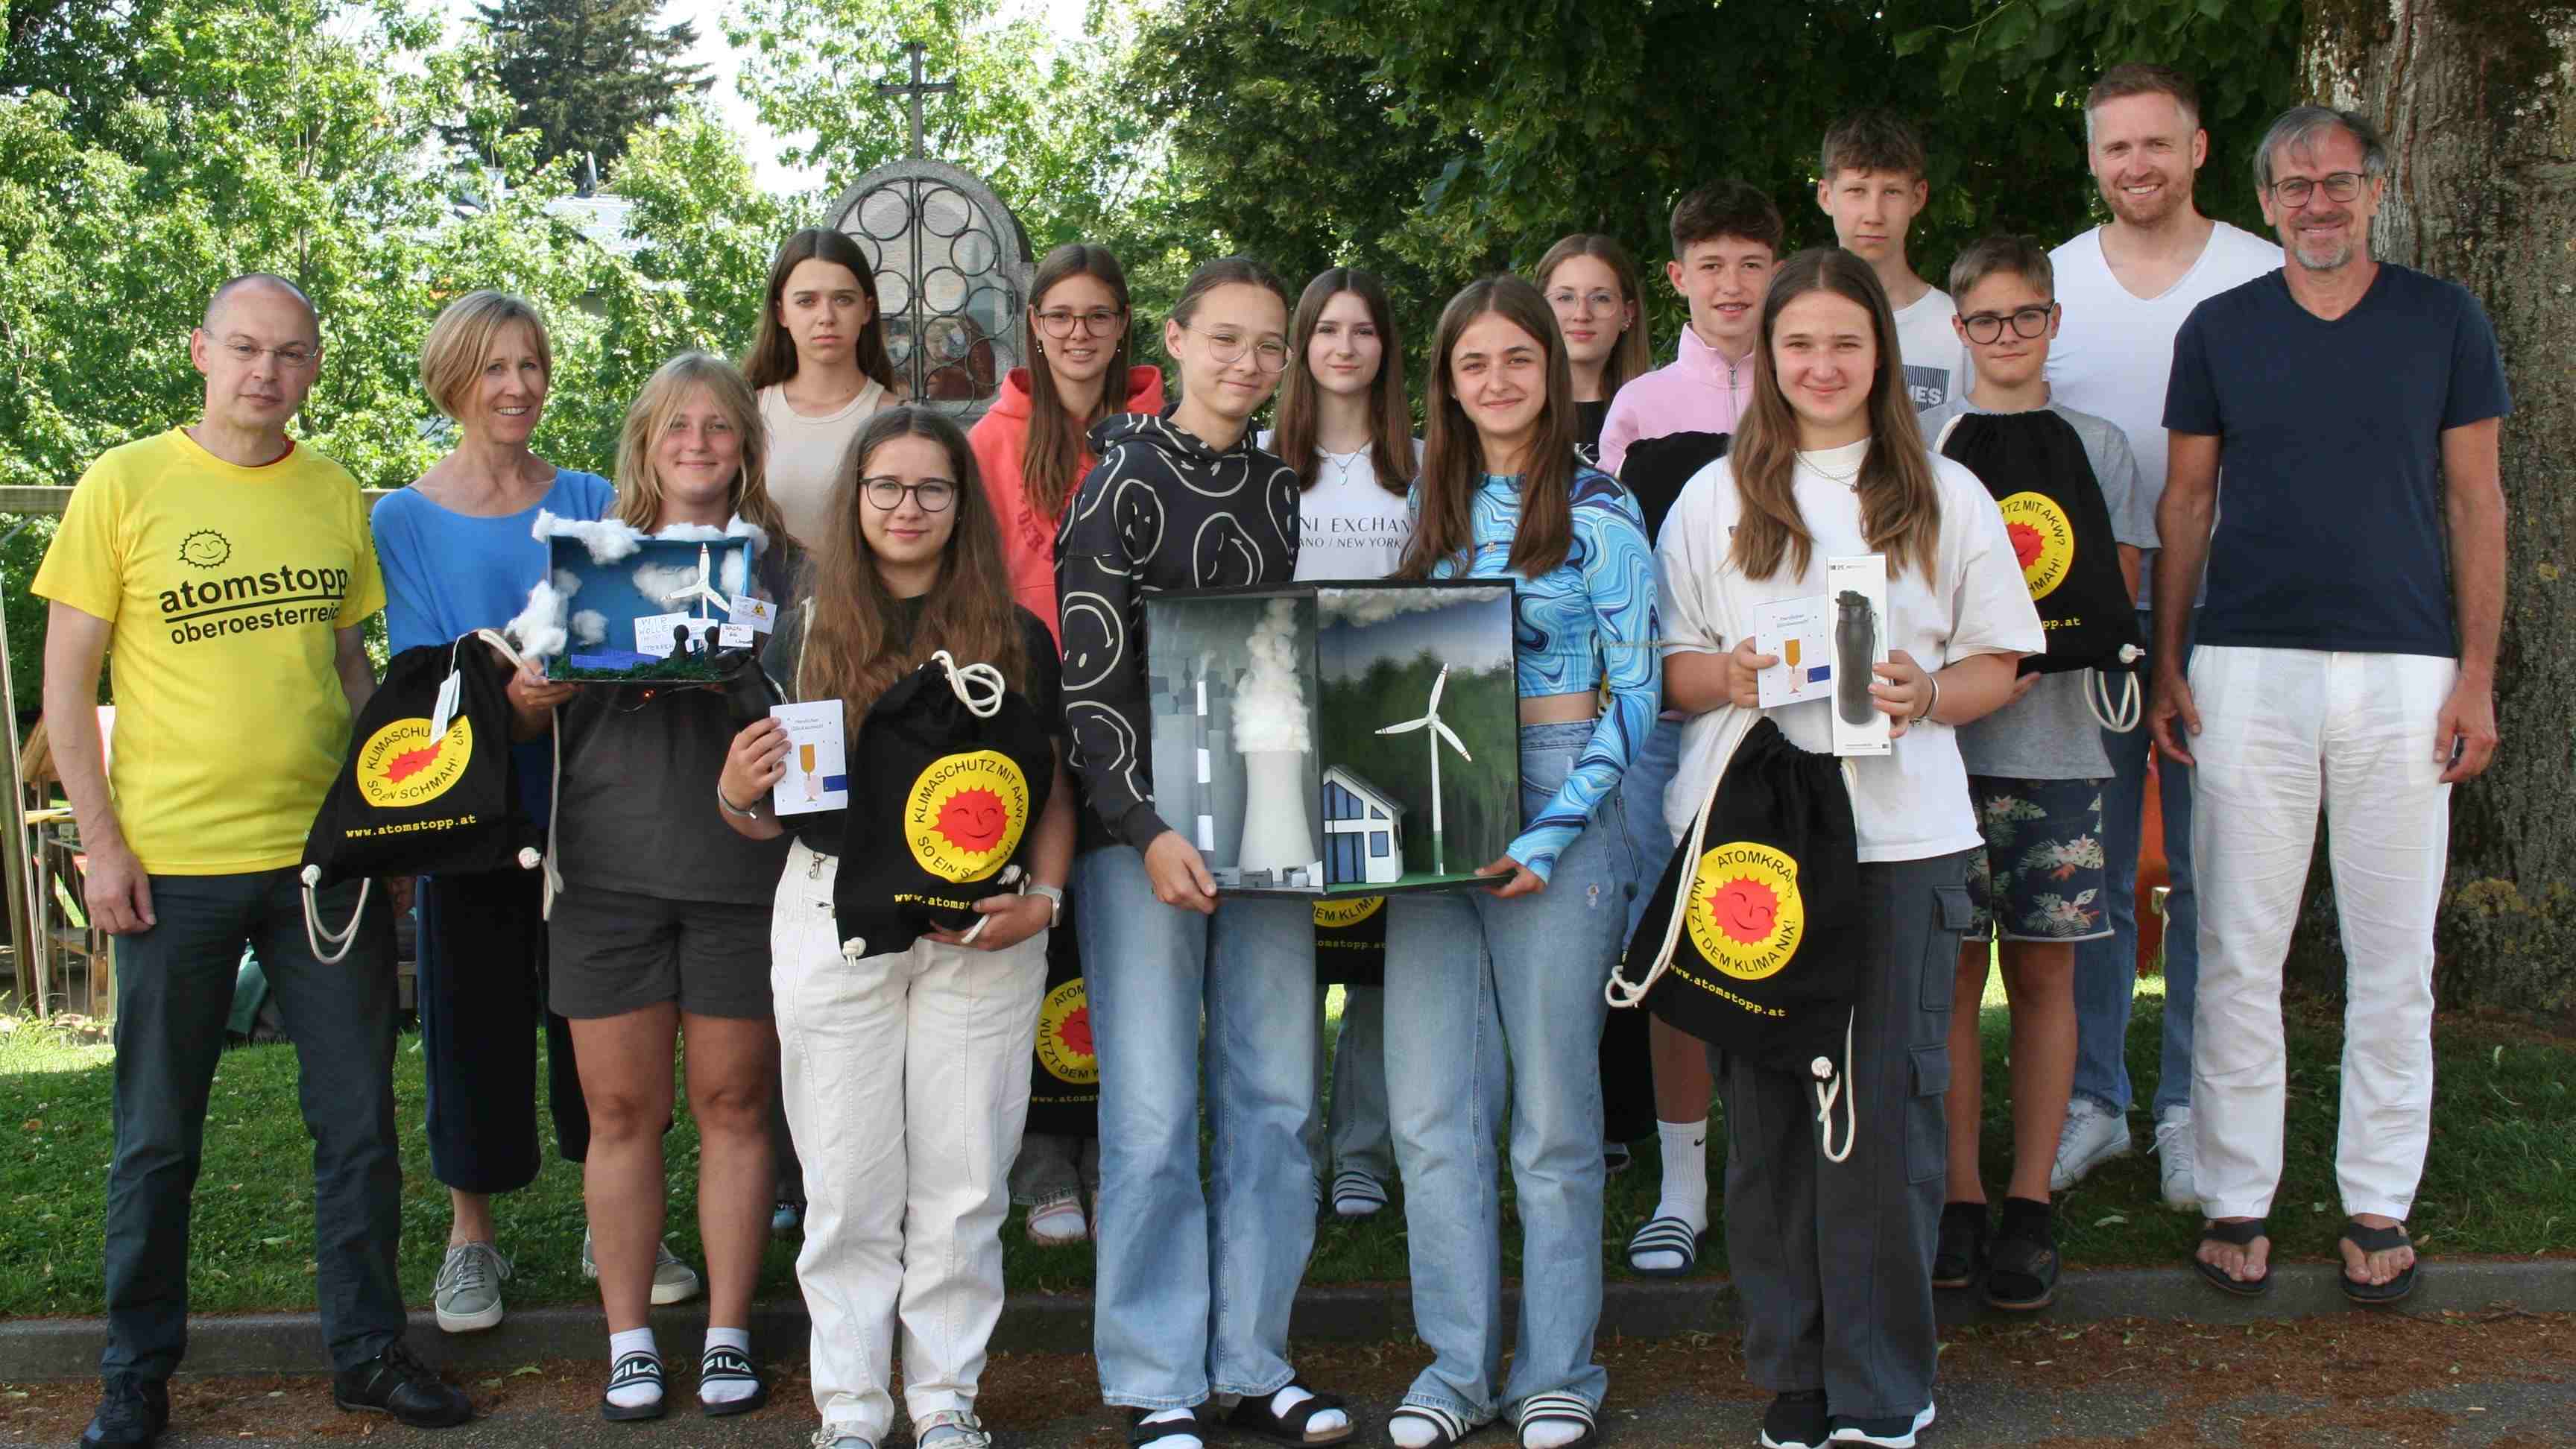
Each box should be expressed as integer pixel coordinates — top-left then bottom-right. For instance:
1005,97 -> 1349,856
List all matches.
547,885 -> 774,1020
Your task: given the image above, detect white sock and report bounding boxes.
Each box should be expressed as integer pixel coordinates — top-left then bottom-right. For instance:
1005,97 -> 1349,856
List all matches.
1389,1411 -> 1442,1448
1524,1418 -> 1588,1449
1633,1118 -> 1710,1272
605,1327 -> 660,1409
699,1325 -> 757,1405
1271,1386 -> 1348,1438
1139,1407 -> 1202,1449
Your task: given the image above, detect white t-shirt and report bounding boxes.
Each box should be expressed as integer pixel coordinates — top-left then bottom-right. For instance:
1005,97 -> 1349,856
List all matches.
759,378 -> 891,550
1655,438 -> 2045,861
1892,286 -> 1971,412
1260,431 -> 1417,581
2045,221 -> 2282,602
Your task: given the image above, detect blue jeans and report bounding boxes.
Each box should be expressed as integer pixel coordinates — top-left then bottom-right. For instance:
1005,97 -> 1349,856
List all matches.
2073,607 -> 2198,1119
1076,844 -> 1321,1410
1384,722 -> 1638,1422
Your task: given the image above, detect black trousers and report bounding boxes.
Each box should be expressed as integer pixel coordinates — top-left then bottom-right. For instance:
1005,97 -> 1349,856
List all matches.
1714,849 -> 1973,1423
103,871 -> 402,1378
418,868 -> 587,1193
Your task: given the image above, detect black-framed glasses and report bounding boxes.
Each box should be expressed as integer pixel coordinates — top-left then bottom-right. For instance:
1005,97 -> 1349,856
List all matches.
1036,307 -> 1125,339
1181,324 -> 1290,373
2270,171 -> 2367,207
1960,306 -> 2054,344
862,476 -> 956,512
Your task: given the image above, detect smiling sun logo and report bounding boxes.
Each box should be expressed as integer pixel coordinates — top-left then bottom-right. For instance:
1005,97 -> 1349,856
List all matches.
355,715 -> 473,809
178,530 -> 233,569
1035,979 -> 1096,1086
1995,492 -> 2074,600
904,750 -> 1030,883
1684,841 -> 1805,981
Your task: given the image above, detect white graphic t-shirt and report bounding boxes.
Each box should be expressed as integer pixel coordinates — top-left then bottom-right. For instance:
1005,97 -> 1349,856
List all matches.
1891,286 -> 1971,413
1260,432 -> 1418,581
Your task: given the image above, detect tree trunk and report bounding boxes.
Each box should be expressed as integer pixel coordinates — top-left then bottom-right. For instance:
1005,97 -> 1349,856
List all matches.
2285,0 -> 2576,1020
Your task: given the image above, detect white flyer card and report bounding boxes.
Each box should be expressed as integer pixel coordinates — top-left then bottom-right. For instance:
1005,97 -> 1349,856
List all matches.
1825,555 -> 1891,757
727,595 -> 778,633
1753,596 -> 1833,709
631,611 -> 692,659
769,700 -> 847,815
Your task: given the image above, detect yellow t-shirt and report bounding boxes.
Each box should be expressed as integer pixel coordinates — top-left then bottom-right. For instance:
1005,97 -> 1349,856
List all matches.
34,428 -> 386,874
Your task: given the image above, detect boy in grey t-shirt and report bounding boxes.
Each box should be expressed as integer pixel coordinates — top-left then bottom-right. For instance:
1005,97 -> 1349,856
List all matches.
1919,237 -> 2156,1315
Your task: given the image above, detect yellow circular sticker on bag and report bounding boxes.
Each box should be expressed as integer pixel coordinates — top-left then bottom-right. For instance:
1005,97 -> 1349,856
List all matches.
904,750 -> 1030,883
356,716 -> 473,809
1685,841 -> 1805,981
1313,896 -> 1386,929
1998,490 -> 2076,601
1035,977 -> 1096,1085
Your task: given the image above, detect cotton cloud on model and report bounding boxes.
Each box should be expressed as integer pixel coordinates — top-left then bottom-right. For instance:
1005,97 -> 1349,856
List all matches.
1316,587 -> 1457,628
506,580 -> 570,659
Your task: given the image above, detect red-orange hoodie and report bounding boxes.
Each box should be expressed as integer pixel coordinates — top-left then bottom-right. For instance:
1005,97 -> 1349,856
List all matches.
968,363 -> 1166,642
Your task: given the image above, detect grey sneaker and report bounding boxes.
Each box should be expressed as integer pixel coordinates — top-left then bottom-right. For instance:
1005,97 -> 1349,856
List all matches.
2153,1105 -> 2200,1211
433,1241 -> 511,1333
2048,1096 -> 2133,1192
916,1409 -> 993,1448
809,1425 -> 877,1449
580,1231 -> 705,1305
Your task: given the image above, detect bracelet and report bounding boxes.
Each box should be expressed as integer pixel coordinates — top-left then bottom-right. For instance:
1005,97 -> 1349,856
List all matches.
1918,669 -> 1942,724
716,782 -> 764,820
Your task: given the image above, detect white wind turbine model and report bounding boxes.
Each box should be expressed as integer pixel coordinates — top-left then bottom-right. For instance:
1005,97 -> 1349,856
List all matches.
666,542 -> 735,648
1376,664 -> 1472,876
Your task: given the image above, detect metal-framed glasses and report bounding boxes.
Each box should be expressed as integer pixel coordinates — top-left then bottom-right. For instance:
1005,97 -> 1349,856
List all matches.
219,339 -> 320,370
1546,287 -> 1623,316
1036,307 -> 1125,340
861,477 -> 957,512
2270,171 -> 2367,207
1960,306 -> 2054,344
1182,325 -> 1290,373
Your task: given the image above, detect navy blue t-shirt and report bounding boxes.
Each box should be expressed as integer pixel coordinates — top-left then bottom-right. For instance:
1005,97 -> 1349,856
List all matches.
2164,263 -> 2509,657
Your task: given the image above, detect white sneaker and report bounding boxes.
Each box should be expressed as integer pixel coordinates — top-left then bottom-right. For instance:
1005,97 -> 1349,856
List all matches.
2153,1105 -> 2200,1210
2048,1097 -> 2133,1192
580,1231 -> 705,1305
1025,1190 -> 1088,1246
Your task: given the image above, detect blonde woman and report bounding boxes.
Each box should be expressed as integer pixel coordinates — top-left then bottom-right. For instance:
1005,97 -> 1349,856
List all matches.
513,353 -> 802,1421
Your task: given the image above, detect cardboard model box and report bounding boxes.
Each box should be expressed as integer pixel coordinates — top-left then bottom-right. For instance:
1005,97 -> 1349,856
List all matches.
505,512 -> 768,684
1143,581 -> 1520,897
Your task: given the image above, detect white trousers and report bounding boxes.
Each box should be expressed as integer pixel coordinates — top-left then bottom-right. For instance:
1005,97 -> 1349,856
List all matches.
2186,645 -> 2454,1221
771,839 -> 1049,1439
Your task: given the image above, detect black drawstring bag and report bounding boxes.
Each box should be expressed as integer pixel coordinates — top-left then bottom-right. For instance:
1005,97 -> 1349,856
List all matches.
1608,714 -> 1866,1157
1313,894 -> 1389,988
1933,411 -> 2145,726
299,630 -> 544,962
833,651 -> 1058,959
1023,915 -> 1099,1137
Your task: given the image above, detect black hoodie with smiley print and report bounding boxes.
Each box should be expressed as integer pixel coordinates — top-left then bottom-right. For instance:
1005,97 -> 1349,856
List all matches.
1053,408 -> 1300,855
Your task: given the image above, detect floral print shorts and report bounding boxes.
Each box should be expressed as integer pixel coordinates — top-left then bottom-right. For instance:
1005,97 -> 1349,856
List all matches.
1965,775 -> 2112,943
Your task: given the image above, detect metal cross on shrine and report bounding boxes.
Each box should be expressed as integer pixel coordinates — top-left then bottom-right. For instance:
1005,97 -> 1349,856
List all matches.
877,40 -> 955,161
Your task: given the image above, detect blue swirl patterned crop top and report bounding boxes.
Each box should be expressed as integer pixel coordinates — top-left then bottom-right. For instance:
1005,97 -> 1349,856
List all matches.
1423,467 -> 1659,881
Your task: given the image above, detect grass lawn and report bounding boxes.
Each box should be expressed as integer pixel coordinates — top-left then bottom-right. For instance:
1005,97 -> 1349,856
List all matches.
1,974 -> 2570,1319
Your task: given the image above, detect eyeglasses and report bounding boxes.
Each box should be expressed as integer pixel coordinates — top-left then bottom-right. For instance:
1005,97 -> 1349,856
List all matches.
1545,288 -> 1623,316
862,477 -> 956,512
1182,325 -> 1290,373
2270,171 -> 2367,207
1036,307 -> 1124,339
218,339 -> 320,370
1960,306 -> 2053,344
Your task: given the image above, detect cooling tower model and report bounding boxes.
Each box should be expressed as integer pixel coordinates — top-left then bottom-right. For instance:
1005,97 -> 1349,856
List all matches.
1237,749 -> 1317,880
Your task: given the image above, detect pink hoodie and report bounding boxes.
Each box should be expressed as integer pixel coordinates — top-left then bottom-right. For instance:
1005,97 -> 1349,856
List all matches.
1597,327 -> 1757,477
967,363 -> 1166,642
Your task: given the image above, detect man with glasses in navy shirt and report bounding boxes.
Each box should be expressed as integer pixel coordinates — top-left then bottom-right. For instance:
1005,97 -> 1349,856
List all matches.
2150,106 -> 2508,1307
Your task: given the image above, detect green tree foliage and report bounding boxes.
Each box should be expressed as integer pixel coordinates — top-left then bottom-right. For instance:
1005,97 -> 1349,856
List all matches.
449,0 -> 713,170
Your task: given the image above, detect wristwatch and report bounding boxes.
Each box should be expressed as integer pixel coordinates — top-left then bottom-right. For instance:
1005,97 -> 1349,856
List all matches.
716,782 -> 765,821
1026,882 -> 1065,927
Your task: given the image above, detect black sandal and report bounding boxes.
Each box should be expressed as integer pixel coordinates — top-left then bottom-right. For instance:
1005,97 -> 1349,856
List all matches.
1984,1221 -> 2059,1311
698,1342 -> 767,1417
2193,1217 -> 2271,1298
1384,1404 -> 1477,1446
2339,1219 -> 2419,1304
1625,1214 -> 1705,1278
599,1350 -> 665,1421
1222,1387 -> 1355,1445
1514,1392 -> 1597,1449
1931,1202 -> 1989,1290
1131,1407 -> 1208,1445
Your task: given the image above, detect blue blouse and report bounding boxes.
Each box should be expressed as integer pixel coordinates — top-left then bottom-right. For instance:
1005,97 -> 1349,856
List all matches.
1424,467 -> 1659,881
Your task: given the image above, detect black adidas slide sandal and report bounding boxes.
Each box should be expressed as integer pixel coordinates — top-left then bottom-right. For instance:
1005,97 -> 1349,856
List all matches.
1515,1392 -> 1597,1449
1626,1213 -> 1705,1278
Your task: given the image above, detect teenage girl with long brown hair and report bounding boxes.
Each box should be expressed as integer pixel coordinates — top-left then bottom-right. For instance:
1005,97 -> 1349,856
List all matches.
719,405 -> 1072,1449
744,227 -> 903,552
1653,248 -> 2040,1449
1534,235 -> 1652,467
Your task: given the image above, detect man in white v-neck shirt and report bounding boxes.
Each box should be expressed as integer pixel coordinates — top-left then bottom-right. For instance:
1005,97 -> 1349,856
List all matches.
2042,63 -> 2279,1213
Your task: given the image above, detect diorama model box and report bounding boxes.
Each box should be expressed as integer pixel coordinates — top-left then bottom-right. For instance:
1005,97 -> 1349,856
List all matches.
507,514 -> 768,684
1143,581 -> 1520,897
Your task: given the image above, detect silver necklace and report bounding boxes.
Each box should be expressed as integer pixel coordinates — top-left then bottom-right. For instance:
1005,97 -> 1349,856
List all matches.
1319,446 -> 1368,488
1801,451 -> 1864,488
